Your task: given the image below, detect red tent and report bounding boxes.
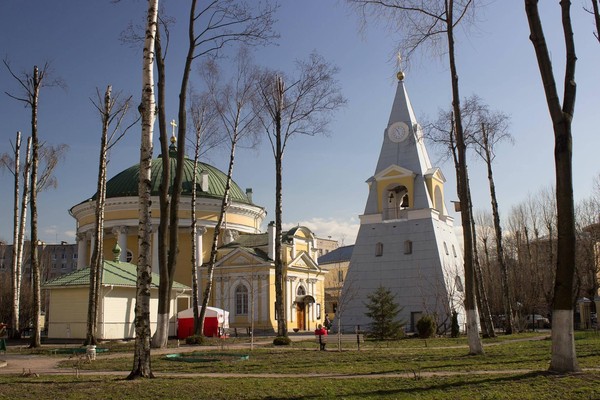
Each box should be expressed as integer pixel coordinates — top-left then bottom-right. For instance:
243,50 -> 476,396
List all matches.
177,307 -> 229,339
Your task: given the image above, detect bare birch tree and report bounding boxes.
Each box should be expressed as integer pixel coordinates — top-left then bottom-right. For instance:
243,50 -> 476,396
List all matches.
0,132 -> 25,339
151,0 -> 277,348
256,53 -> 346,337
197,48 -> 261,336
4,60 -> 64,348
348,0 -> 483,353
189,92 -> 212,337
85,86 -> 135,346
128,0 -> 158,380
470,101 -> 515,334
524,0 -> 579,373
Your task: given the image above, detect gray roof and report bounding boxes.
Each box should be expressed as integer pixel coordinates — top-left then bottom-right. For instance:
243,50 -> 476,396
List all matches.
318,245 -> 354,265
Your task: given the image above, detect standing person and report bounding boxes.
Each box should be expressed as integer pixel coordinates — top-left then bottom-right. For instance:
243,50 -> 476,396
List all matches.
314,324 -> 327,350
324,314 -> 332,332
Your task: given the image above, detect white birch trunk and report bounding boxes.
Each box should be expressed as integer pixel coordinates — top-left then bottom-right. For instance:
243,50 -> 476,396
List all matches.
466,309 -> 483,354
550,309 -> 580,372
10,132 -> 21,339
13,137 -> 32,339
128,0 -> 158,380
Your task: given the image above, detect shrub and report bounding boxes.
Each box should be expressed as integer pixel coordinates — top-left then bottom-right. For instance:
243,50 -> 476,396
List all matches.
451,311 -> 460,338
416,315 -> 436,339
185,335 -> 207,345
272,336 -> 292,346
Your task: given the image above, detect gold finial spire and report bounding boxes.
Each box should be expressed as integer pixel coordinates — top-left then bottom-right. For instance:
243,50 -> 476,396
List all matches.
396,52 -> 405,81
169,119 -> 178,156
170,119 -> 177,144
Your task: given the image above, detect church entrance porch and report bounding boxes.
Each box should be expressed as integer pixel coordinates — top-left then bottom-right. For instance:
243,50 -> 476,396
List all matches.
296,303 -> 306,330
294,294 -> 316,331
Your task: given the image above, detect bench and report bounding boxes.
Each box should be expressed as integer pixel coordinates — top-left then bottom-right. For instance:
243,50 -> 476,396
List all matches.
315,333 -> 365,350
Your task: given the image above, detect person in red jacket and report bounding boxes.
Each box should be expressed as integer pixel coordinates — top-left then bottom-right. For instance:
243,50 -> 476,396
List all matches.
314,324 -> 327,350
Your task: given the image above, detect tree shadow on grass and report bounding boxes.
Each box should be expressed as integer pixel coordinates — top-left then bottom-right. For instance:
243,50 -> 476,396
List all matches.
271,371 -> 556,400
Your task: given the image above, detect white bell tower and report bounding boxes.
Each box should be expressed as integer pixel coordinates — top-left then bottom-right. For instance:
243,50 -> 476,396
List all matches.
340,70 -> 465,333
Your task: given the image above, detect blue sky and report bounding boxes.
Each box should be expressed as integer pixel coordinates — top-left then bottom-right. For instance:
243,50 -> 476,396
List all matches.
1,1 -> 599,245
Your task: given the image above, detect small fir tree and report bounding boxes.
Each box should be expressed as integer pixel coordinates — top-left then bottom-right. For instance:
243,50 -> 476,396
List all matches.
451,310 -> 460,338
416,315 -> 436,339
364,286 -> 405,340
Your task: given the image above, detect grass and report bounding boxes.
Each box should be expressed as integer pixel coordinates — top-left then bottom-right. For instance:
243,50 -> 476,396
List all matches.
1,331 -> 599,399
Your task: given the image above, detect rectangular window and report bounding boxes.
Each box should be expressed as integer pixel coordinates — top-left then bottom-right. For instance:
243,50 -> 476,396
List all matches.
338,270 -> 344,283
235,285 -> 249,315
404,240 -> 413,255
61,253 -> 66,259
375,242 -> 383,257
316,303 -> 321,320
73,253 -> 78,259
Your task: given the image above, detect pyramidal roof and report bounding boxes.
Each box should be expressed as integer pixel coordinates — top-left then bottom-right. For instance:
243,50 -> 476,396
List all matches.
374,74 -> 433,177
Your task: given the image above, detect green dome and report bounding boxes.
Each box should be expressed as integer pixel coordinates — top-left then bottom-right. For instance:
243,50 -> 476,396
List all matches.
93,155 -> 251,204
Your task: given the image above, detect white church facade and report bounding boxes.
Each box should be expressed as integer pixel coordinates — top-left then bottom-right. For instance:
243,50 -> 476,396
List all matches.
340,71 -> 466,334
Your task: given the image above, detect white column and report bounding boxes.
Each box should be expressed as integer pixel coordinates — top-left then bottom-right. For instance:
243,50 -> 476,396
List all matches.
215,277 -> 222,307
76,232 -> 87,269
196,227 -> 207,302
309,279 -> 317,321
151,228 -> 159,274
261,275 -> 268,323
288,277 -> 296,323
87,231 -> 95,266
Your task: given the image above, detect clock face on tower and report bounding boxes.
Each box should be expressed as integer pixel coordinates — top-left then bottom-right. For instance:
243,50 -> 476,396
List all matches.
387,122 -> 409,143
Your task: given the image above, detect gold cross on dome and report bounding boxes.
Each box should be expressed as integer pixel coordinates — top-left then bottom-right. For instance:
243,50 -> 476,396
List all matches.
170,119 -> 177,137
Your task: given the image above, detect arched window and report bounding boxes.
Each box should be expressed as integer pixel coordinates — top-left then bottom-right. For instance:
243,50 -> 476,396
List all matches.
297,286 -> 306,296
126,250 -> 133,263
235,284 -> 249,315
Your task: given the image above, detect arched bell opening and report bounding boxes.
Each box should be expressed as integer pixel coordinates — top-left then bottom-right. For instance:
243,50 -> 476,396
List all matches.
384,185 -> 409,220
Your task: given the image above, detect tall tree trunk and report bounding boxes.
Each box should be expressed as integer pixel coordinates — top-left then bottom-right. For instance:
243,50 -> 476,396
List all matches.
128,0 -> 158,380
469,183 -> 495,338
525,0 -> 579,373
154,0 -> 199,349
446,0 -> 483,355
274,76 -> 286,337
10,132 -> 21,339
199,136 -> 238,335
190,137 -> 203,336
86,85 -> 112,346
151,20 -> 172,349
482,123 -> 515,334
13,137 -> 32,339
29,65 -> 42,349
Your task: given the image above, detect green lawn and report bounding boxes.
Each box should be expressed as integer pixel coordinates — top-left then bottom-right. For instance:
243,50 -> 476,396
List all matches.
1,331 -> 599,399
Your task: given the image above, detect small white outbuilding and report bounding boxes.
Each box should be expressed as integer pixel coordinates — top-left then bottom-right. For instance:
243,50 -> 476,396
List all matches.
43,248 -> 190,340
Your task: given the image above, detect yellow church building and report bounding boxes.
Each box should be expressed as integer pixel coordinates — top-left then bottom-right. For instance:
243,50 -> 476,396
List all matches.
67,144 -> 327,337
